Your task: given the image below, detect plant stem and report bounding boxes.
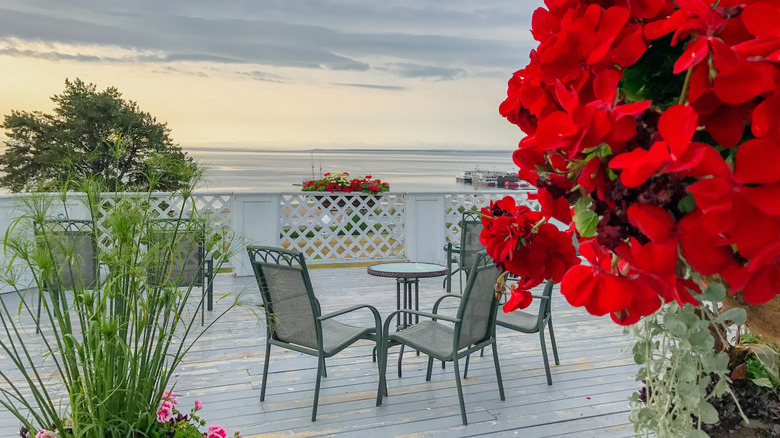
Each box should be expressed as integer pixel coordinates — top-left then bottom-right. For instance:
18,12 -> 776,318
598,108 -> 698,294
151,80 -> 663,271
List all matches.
678,67 -> 695,106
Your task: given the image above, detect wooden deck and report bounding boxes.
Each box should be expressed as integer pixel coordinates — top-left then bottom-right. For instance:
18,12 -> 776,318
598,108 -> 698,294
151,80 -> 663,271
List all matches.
0,268 -> 638,437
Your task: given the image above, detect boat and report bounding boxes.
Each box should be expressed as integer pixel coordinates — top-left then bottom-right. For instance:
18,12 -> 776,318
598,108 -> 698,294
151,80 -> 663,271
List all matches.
455,171 -> 473,183
471,173 -> 499,187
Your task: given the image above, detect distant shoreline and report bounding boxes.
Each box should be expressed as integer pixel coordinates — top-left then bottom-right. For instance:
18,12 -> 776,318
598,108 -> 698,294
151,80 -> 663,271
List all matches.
185,147 -> 513,155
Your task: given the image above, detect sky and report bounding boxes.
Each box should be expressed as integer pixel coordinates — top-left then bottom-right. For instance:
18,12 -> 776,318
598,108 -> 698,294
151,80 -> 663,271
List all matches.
0,0 -> 543,150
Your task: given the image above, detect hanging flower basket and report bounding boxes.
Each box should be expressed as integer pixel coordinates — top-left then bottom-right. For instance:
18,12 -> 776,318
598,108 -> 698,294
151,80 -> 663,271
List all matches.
488,0 -> 780,436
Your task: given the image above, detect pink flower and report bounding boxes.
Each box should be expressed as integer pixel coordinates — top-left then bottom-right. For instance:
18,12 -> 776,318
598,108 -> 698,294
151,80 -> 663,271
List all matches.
35,430 -> 56,438
194,399 -> 203,411
157,401 -> 174,423
161,390 -> 178,406
207,425 -> 227,438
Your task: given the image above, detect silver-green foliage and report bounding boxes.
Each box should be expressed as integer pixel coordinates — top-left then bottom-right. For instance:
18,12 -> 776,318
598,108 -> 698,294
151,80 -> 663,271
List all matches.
628,284 -> 747,438
0,180 -> 238,437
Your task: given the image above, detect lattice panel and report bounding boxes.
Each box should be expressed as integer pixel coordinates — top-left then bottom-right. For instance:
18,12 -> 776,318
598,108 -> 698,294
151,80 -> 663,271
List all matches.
84,193 -> 233,259
444,192 -> 540,243
279,193 -> 405,263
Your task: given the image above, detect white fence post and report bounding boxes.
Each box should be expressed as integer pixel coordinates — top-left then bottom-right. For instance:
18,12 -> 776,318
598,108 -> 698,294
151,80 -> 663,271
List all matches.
231,193 -> 281,277
405,193 -> 447,264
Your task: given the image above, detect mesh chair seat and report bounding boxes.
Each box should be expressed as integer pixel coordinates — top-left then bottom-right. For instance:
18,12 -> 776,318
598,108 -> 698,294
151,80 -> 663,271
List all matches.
496,310 -> 538,333
388,321 -> 455,361
322,320 -> 375,355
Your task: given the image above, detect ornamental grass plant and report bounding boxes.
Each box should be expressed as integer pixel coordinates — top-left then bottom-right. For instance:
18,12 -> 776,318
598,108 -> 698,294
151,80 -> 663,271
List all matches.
0,176 -> 240,438
486,0 -> 780,436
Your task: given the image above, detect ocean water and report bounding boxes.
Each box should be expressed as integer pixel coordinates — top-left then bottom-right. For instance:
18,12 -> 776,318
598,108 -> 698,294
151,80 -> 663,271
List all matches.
189,148 -> 520,193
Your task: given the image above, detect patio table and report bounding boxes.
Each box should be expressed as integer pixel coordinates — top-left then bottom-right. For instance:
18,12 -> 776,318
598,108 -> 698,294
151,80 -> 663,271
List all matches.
367,262 -> 448,376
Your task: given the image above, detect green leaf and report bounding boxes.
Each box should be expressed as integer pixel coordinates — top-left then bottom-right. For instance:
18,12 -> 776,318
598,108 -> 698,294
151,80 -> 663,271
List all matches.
701,283 -> 726,302
750,344 -> 780,379
573,208 -> 599,238
687,430 -> 710,438
716,307 -> 747,326
702,352 -> 730,374
698,400 -> 720,424
751,377 -> 774,388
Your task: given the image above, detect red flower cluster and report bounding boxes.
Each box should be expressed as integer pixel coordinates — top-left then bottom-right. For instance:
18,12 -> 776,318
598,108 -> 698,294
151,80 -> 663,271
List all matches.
479,196 -> 581,290
496,0 -> 780,325
302,173 -> 390,194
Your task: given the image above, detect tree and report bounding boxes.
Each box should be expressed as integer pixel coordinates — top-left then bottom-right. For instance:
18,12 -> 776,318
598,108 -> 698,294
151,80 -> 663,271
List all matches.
0,78 -> 199,192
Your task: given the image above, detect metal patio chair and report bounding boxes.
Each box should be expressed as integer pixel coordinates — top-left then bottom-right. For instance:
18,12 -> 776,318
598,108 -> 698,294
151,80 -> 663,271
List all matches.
247,245 -> 383,422
36,219 -> 99,333
377,251 -> 504,425
444,211 -> 484,293
496,280 -> 560,385
146,218 -> 214,325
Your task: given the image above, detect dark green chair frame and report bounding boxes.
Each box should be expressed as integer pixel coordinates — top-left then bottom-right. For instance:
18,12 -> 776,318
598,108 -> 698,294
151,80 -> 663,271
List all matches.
496,280 -> 560,385
444,211 -> 484,293
146,218 -> 214,326
377,251 -> 505,425
247,245 -> 383,421
35,219 -> 99,334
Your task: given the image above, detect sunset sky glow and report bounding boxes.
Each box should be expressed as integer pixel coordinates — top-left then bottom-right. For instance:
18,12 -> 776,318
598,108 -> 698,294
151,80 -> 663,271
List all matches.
0,1 -> 543,150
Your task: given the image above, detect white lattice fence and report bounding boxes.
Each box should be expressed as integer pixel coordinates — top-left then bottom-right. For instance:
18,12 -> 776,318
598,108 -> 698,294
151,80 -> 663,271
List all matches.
85,193 -> 233,258
279,193 -> 405,263
444,191 -> 540,243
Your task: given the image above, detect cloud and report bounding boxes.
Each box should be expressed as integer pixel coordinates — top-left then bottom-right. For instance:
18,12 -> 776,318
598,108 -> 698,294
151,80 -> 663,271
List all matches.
0,1 -> 543,79
240,71 -> 289,83
380,63 -> 466,80
330,83 -> 405,91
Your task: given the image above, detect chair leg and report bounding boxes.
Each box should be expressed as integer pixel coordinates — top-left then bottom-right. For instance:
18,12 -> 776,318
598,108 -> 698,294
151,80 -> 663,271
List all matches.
539,328 -> 553,386
312,356 -> 324,421
452,358 -> 468,425
480,347 -> 485,357
322,359 -> 327,378
377,340 -> 388,406
464,354 -> 470,379
397,345 -> 405,378
35,288 -> 43,334
492,342 -> 505,401
426,356 -> 434,381
548,319 -> 560,365
207,259 -> 214,311
260,341 -> 271,401
201,279 -> 206,326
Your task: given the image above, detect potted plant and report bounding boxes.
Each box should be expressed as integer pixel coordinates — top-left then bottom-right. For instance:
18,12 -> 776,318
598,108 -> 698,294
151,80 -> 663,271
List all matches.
0,176 -> 242,437
487,0 -> 780,436
302,172 -> 390,208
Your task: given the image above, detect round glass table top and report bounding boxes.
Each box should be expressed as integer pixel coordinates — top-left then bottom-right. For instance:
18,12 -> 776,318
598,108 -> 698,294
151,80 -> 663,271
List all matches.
367,262 -> 449,278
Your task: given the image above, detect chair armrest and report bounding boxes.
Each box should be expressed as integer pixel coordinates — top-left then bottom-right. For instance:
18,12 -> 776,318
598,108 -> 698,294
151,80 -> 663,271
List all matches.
319,304 -> 382,335
319,304 -> 380,321
382,310 -> 460,339
432,294 -> 462,314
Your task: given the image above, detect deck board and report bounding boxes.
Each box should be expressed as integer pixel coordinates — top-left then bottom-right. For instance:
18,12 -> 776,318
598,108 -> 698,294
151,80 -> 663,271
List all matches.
0,267 -> 639,437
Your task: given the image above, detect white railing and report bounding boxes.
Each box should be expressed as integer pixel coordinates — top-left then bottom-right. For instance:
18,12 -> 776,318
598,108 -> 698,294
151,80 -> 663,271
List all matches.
0,190 -> 539,282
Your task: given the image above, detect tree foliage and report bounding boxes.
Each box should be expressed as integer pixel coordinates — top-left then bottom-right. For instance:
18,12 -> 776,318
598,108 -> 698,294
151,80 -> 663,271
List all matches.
0,78 -> 198,192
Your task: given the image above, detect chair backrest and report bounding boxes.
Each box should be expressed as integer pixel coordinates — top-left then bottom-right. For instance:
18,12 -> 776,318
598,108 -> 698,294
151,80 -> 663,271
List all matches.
460,211 -> 485,272
455,251 -> 502,349
537,280 -> 554,326
247,246 -> 321,350
147,219 -> 204,287
41,220 -> 98,292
